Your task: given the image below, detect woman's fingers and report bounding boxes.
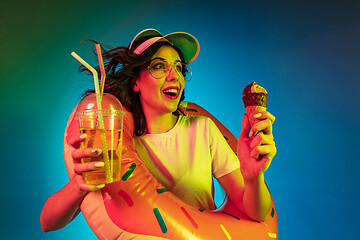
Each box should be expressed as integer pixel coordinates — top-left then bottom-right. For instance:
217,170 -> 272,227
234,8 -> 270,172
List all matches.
73,161 -> 104,175
250,133 -> 274,149
249,111 -> 275,137
72,148 -> 102,163
67,133 -> 87,149
250,143 -> 277,160
239,113 -> 251,139
249,131 -> 276,159
79,184 -> 105,192
73,175 -> 105,192
254,111 -> 276,123
251,118 -> 273,137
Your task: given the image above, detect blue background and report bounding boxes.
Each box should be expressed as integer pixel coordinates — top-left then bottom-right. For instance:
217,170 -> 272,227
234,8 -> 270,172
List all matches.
1,0 -> 359,239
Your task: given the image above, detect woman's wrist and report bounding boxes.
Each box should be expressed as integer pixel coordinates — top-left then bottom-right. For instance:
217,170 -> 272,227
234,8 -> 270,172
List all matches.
243,173 -> 265,187
69,175 -> 88,199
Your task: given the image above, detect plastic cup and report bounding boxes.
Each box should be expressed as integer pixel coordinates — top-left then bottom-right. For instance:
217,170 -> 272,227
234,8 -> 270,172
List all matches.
75,109 -> 125,185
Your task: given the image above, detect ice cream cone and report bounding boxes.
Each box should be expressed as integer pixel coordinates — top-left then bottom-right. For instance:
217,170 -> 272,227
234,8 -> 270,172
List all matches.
242,81 -> 268,126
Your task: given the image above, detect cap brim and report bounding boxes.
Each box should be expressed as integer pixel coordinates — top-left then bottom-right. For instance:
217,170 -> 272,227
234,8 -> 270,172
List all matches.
164,32 -> 200,64
130,29 -> 200,64
129,28 -> 162,50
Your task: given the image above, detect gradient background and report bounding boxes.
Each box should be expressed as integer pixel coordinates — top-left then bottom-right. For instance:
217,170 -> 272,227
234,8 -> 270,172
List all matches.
1,0 -> 359,239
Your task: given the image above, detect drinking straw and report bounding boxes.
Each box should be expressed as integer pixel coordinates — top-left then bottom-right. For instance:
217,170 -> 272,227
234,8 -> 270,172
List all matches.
71,52 -> 101,103
95,44 -> 106,98
95,44 -> 114,180
71,51 -> 111,183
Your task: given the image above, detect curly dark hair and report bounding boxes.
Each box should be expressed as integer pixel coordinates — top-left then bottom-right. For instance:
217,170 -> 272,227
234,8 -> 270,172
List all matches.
81,37 -> 187,136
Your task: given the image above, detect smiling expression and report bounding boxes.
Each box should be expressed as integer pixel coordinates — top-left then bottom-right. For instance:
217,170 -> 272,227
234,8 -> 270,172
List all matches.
133,45 -> 185,117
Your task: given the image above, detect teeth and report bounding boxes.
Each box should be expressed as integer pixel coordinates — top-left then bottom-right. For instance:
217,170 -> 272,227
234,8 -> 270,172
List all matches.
163,89 -> 178,95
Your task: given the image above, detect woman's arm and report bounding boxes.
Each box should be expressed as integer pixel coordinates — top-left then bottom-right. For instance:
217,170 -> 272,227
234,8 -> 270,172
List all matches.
40,134 -> 104,232
40,176 -> 87,232
217,169 -> 271,222
217,112 -> 276,222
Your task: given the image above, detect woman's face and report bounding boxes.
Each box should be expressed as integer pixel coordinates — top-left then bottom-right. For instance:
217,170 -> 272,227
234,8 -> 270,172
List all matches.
133,45 -> 185,117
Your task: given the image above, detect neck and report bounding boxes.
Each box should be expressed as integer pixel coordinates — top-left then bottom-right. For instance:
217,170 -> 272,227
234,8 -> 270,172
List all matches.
144,110 -> 178,134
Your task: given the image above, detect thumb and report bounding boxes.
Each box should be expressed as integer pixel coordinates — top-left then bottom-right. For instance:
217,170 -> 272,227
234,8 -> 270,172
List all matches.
239,113 -> 251,139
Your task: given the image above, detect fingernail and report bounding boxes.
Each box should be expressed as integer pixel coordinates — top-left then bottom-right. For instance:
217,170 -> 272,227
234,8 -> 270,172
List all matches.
94,162 -> 104,167
254,113 -> 262,118
80,134 -> 87,139
97,184 -> 105,189
91,149 -> 102,155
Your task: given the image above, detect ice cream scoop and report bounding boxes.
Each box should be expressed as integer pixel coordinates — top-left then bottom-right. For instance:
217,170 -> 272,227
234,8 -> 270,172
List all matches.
242,81 -> 268,126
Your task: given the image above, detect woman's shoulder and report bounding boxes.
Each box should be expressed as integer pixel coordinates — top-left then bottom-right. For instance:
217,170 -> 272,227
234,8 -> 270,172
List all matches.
178,115 -> 213,128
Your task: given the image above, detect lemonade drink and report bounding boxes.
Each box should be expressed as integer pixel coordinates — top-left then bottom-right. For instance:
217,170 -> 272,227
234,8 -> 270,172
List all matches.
76,109 -> 125,185
80,128 -> 123,184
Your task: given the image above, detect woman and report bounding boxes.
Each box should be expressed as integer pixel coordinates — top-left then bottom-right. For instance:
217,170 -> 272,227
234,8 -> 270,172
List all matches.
40,28 -> 276,232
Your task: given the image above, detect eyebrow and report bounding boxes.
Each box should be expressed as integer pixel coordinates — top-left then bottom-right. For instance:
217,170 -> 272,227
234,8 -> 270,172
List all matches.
152,57 -> 181,63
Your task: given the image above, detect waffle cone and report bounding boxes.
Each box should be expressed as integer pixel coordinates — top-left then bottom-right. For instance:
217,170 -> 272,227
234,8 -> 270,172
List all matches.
246,105 -> 267,126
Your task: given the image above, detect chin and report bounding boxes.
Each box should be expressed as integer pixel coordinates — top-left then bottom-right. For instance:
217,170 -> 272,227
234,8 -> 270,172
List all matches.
165,102 -> 180,113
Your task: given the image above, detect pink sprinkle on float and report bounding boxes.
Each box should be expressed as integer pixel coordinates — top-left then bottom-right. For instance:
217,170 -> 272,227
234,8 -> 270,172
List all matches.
117,190 -> 134,207
180,207 -> 198,229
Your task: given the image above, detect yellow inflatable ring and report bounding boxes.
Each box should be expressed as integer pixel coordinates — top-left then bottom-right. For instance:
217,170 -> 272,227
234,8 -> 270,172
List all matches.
63,95 -> 278,239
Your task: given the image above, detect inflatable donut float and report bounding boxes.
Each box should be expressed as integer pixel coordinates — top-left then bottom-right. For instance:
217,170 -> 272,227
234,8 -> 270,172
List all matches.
63,94 -> 278,239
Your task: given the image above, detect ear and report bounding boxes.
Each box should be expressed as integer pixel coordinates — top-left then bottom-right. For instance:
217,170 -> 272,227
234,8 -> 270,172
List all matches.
132,78 -> 140,92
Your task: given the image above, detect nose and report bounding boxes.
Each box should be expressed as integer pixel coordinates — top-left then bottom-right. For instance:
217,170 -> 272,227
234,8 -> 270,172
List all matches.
166,65 -> 181,82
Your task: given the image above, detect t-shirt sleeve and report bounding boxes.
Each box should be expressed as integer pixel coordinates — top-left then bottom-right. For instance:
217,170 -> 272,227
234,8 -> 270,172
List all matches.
208,118 -> 240,178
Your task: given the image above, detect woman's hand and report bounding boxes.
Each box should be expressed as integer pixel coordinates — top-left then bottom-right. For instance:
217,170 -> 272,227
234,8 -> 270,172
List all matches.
67,133 -> 106,191
67,132 -> 129,192
237,111 -> 276,181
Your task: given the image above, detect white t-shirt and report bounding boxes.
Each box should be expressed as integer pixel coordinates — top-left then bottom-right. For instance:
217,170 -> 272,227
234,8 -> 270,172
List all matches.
133,115 -> 240,210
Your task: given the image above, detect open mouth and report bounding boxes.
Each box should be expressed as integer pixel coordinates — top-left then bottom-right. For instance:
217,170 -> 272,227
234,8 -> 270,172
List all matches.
162,88 -> 179,99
